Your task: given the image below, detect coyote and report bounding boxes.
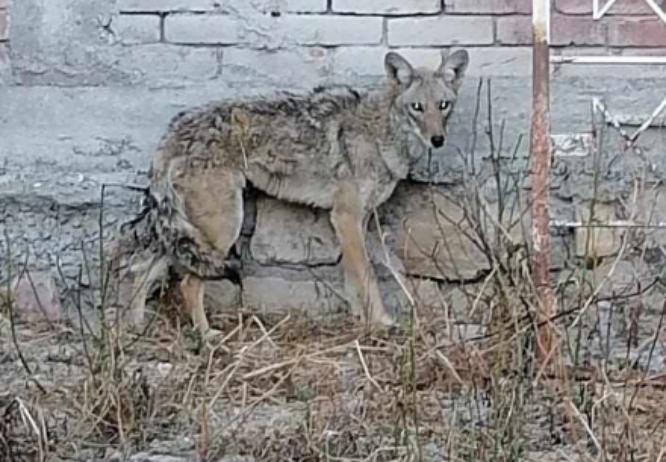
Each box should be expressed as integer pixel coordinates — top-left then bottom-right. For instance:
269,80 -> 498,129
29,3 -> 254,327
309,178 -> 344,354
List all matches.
120,50 -> 469,333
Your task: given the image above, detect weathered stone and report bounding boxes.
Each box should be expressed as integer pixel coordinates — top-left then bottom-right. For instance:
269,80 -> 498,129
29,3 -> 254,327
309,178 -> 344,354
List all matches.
556,0 -> 666,15
7,0 -> 666,321
610,18 -> 666,47
243,276 -> 346,316
223,47 -> 329,86
10,272 -> 61,321
205,279 -> 242,311
251,197 -> 340,266
383,184 -> 490,281
575,201 -> 623,259
497,15 -> 606,46
388,16 -> 494,46
332,47 -> 533,79
0,8 -> 7,41
114,14 -> 161,44
115,45 -> 219,85
631,187 -> 666,252
333,0 -> 440,15
166,14 -> 383,47
379,181 -> 542,282
444,0 -> 531,14
119,0 -> 327,13
405,278 -> 444,309
552,133 -> 593,157
118,0 -> 215,12
588,259 -> 650,299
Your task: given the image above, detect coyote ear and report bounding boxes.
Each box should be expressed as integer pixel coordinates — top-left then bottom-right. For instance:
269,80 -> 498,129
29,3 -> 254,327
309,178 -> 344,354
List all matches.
438,50 -> 469,91
385,52 -> 414,87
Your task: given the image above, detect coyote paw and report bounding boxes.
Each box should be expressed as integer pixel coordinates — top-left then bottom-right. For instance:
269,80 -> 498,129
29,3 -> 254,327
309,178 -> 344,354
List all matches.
203,328 -> 224,342
367,310 -> 397,331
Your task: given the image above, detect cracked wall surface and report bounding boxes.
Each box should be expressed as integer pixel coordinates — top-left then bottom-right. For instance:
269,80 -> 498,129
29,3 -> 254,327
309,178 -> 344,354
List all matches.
3,0 -> 666,320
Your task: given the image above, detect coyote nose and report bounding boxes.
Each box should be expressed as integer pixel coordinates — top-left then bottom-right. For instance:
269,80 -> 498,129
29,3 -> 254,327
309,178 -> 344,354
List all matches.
431,136 -> 445,148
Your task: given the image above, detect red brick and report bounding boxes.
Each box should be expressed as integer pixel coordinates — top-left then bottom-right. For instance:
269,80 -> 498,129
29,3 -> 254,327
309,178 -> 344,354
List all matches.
497,17 -> 532,44
553,16 -> 607,46
0,9 -> 7,42
389,16 -> 494,46
497,15 -> 606,46
444,0 -> 530,14
609,17 -> 666,47
556,0 -> 666,15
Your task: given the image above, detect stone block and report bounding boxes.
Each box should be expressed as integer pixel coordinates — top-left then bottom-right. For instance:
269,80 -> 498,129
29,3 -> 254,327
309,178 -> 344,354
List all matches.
497,15 -> 606,46
114,14 -> 161,44
277,0 -> 329,13
250,197 -> 340,266
274,15 -> 384,46
379,182 -> 537,282
555,0 -> 666,15
383,184 -> 490,281
0,42 -> 8,71
10,272 -> 61,322
588,259 -> 649,298
0,8 -> 7,41
609,18 -> 666,47
164,15 -> 242,45
388,16 -> 494,46
444,0 -> 531,14
331,46 -> 532,78
205,279 -> 242,311
115,45 -> 219,85
243,276 -> 346,316
223,47 -> 329,86
575,201 -> 623,259
166,14 -> 383,46
119,0 -> 327,13
333,0 -> 440,15
118,0 -> 214,12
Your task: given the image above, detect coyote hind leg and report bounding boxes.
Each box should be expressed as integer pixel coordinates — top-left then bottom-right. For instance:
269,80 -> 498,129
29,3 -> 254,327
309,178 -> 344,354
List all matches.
330,187 -> 394,328
128,255 -> 169,328
172,166 -> 245,332
180,274 -> 209,333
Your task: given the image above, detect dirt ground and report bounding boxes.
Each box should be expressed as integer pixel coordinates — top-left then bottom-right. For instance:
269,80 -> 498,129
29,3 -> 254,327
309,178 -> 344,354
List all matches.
3,287 -> 666,462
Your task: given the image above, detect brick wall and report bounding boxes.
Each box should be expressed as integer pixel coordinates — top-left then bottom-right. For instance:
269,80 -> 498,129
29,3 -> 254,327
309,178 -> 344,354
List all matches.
4,0 -> 666,86
0,0 -> 7,72
105,0 -> 666,84
3,0 -> 666,318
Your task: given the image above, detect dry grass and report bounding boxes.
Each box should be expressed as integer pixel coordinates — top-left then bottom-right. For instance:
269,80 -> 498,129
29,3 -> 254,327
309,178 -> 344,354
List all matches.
4,80 -> 666,462
2,288 -> 666,462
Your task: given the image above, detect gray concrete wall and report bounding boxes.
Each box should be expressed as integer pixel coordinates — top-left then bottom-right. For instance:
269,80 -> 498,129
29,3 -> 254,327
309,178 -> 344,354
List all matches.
3,0 -> 666,319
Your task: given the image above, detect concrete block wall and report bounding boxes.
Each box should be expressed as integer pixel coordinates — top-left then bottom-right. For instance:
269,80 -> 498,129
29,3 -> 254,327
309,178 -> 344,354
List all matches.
0,0 -> 7,78
3,0 -> 666,320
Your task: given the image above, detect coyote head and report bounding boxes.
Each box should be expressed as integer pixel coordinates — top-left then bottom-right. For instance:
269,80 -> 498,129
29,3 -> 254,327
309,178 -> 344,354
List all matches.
385,50 -> 469,150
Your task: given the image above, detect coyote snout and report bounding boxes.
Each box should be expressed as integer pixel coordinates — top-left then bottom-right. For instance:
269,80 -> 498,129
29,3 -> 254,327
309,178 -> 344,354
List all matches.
120,49 -> 469,335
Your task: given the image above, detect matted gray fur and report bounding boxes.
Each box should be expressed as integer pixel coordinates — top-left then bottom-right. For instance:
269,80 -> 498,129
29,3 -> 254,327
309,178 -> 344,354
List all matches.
117,50 -> 470,334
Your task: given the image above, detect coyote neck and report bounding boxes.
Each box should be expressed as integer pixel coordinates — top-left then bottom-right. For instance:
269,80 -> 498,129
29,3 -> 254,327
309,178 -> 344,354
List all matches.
357,86 -> 411,180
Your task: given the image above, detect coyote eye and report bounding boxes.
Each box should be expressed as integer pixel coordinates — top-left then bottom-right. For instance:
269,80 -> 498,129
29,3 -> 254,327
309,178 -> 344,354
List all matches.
410,102 -> 424,112
439,101 -> 451,111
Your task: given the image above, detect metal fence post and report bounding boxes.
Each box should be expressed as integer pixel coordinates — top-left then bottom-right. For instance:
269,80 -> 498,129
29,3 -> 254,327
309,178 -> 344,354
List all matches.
531,0 -> 555,363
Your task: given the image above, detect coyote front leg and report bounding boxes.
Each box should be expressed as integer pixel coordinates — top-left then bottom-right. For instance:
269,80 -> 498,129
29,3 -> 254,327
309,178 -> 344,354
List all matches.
331,187 -> 394,327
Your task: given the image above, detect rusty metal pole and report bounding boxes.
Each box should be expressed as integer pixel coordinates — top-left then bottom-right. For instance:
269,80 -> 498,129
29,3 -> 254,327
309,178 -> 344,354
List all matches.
531,0 -> 555,362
